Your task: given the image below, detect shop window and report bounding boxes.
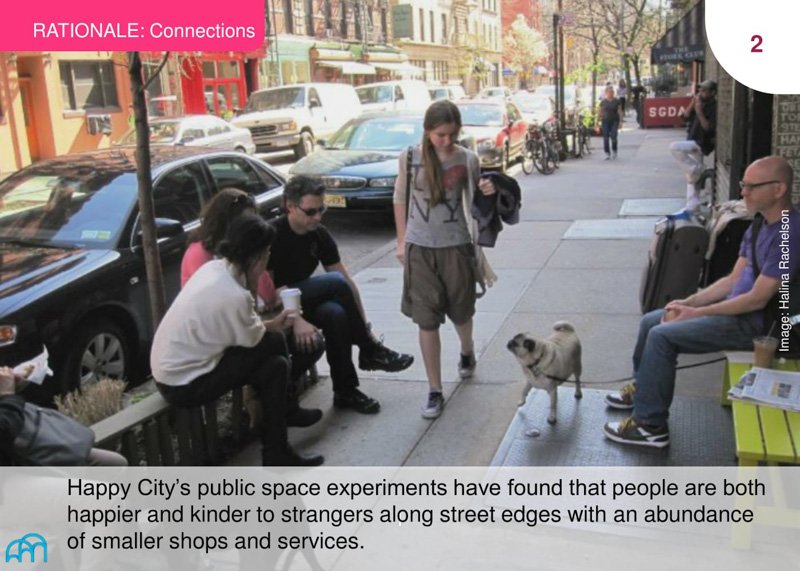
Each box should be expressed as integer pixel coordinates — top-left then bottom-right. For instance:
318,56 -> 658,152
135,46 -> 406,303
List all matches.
59,61 -> 118,111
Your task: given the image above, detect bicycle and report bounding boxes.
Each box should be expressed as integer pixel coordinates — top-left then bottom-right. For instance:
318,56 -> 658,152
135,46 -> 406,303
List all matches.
521,122 -> 557,175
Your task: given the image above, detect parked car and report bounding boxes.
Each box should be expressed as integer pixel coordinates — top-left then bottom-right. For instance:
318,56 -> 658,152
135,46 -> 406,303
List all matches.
118,115 -> 255,154
429,84 -> 466,102
512,92 -> 555,125
289,111 -> 474,212
456,99 -> 528,172
231,83 -> 362,159
356,80 -> 432,113
0,147 -> 285,397
479,86 -> 512,100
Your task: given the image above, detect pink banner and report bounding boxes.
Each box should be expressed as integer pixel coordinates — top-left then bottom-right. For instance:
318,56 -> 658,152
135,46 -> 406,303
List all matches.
0,0 -> 264,51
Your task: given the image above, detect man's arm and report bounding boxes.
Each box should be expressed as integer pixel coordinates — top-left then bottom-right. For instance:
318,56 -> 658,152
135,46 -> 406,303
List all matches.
674,274 -> 779,321
324,261 -> 369,324
693,96 -> 712,132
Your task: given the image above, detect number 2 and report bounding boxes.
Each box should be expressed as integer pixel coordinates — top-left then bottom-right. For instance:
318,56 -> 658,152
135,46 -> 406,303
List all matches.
751,35 -> 763,53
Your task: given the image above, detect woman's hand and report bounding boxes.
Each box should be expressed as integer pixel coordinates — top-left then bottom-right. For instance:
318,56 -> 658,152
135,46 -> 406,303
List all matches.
292,316 -> 321,353
0,367 -> 15,396
478,177 -> 497,196
263,308 -> 295,332
396,239 -> 405,264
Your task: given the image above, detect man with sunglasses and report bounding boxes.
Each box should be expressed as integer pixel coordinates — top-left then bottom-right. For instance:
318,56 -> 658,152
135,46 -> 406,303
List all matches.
604,156 -> 799,448
670,79 -> 717,211
267,175 -> 414,414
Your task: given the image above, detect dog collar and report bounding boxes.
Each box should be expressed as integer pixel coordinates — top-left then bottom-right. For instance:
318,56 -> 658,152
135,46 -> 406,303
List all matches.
525,363 -> 570,384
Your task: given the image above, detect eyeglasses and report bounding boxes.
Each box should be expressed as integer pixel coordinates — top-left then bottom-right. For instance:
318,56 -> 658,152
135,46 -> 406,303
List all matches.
739,180 -> 780,191
295,204 -> 328,217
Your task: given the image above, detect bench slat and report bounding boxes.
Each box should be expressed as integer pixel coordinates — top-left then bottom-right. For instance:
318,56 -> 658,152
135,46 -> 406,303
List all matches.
731,401 -> 764,465
758,407 -> 796,464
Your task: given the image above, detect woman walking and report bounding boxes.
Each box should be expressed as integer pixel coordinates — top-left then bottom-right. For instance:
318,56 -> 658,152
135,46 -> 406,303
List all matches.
393,100 -> 496,419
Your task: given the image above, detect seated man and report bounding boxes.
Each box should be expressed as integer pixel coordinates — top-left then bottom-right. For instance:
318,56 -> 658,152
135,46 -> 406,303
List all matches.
604,156 -> 800,448
268,176 -> 413,414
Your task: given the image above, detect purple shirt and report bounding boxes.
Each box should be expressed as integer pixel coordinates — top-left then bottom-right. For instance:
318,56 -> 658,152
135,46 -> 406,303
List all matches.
730,208 -> 800,325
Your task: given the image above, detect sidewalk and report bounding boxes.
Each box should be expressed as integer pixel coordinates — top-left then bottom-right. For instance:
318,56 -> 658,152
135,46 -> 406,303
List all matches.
228,124 -> 731,467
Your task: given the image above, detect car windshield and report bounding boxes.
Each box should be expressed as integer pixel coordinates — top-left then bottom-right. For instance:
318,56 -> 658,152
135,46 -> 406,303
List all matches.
327,117 -> 423,151
458,105 -> 504,126
0,164 -> 138,249
357,85 -> 394,104
430,88 -> 447,100
245,87 -> 305,112
513,96 -> 552,113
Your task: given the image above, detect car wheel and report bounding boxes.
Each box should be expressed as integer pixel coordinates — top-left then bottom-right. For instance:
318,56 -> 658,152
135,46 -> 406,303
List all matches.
60,317 -> 130,393
294,132 -> 315,160
234,145 -> 247,154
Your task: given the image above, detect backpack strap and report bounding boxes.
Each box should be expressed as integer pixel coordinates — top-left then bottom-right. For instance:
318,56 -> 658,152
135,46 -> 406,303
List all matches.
405,145 -> 413,221
750,213 -> 763,276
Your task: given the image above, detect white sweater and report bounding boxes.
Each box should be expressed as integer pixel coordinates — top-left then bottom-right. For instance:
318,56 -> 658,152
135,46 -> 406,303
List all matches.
150,259 -> 265,387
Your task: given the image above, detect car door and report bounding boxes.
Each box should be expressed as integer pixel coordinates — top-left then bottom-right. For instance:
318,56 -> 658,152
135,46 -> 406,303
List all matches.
204,155 -> 284,219
128,160 -> 213,329
201,117 -> 233,151
506,103 -> 527,156
307,87 -> 328,136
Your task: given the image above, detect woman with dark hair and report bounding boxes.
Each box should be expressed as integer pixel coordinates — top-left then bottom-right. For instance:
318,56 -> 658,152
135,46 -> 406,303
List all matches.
152,213 -> 323,466
181,188 -> 324,428
392,100 -> 497,419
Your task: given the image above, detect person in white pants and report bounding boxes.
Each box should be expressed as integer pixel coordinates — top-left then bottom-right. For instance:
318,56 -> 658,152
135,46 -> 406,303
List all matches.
670,79 -> 717,210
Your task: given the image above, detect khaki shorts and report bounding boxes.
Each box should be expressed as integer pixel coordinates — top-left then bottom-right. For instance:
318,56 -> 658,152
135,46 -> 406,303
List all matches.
401,243 -> 477,331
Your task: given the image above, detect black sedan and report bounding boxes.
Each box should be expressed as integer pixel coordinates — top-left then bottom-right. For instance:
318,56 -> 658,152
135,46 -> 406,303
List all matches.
288,111 -> 475,212
0,147 -> 285,396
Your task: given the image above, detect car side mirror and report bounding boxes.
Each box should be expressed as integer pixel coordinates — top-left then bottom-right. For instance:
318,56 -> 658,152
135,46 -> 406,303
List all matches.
134,218 -> 184,248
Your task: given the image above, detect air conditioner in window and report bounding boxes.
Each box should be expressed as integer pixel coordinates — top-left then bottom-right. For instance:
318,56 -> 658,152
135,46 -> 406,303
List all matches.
86,114 -> 112,136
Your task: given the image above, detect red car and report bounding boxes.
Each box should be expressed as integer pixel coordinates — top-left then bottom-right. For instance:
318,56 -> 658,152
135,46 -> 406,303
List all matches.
456,99 -> 528,172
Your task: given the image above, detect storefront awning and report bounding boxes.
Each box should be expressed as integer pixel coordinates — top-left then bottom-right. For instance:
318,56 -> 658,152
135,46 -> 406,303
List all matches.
317,60 -> 376,75
314,48 -> 354,62
366,52 -> 406,64
372,62 -> 424,75
651,0 -> 705,65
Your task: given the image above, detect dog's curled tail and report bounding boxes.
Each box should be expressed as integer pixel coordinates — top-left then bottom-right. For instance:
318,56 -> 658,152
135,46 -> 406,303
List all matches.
552,321 -> 575,333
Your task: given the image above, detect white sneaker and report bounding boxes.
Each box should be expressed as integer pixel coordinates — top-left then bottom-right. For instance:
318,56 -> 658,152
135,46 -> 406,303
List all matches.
422,392 -> 444,419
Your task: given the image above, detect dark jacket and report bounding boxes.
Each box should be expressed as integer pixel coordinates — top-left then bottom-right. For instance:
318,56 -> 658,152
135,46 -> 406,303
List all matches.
0,394 -> 25,466
470,172 -> 521,247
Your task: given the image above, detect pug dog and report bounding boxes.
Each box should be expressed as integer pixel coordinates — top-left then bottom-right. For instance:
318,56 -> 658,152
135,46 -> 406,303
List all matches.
506,321 -> 582,425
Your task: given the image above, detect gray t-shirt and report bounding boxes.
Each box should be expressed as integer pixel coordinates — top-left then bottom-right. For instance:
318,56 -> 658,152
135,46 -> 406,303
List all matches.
393,146 -> 472,248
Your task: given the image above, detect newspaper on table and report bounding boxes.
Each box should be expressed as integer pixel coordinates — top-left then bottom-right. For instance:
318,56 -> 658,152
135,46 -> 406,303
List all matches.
728,366 -> 800,412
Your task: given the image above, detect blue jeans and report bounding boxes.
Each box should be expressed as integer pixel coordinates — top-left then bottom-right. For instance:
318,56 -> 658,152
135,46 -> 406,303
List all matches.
632,309 -> 760,426
291,272 -> 373,394
601,119 -> 619,154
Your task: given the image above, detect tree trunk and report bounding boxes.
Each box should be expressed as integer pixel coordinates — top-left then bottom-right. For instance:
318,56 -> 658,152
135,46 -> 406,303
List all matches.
128,52 -> 167,327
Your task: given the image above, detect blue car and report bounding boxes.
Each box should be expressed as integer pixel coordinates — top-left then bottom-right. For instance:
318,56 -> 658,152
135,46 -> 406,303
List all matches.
289,111 -> 475,212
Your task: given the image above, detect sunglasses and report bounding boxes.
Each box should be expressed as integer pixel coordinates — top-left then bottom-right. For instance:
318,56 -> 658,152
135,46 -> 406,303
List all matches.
295,204 -> 328,217
739,180 -> 780,191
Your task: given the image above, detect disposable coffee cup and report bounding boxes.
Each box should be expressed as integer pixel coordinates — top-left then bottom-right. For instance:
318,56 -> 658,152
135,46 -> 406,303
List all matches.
752,336 -> 778,369
279,288 -> 302,316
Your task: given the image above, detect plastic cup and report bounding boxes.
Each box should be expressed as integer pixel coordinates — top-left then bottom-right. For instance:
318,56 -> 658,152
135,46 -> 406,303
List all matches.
752,336 -> 779,368
279,288 -> 302,316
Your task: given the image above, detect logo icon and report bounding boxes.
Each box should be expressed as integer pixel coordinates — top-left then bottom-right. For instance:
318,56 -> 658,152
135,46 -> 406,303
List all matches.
5,532 -> 48,563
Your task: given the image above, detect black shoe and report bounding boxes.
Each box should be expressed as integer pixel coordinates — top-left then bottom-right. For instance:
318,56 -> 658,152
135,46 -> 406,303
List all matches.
287,406 -> 323,428
359,341 -> 414,372
263,446 -> 324,467
333,388 -> 381,414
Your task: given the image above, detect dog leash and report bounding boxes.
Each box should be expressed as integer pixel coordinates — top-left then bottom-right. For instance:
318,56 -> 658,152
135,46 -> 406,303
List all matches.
525,356 -> 728,386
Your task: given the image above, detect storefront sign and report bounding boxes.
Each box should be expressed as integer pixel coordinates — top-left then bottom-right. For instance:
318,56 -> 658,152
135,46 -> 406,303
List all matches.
643,96 -> 692,128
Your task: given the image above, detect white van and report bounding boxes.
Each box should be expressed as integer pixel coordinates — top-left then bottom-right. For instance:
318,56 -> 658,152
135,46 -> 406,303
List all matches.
231,83 -> 361,159
355,80 -> 432,113
429,84 -> 466,102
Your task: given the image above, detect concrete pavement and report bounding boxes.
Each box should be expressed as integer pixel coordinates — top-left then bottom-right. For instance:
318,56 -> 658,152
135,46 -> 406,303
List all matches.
228,122 -> 729,467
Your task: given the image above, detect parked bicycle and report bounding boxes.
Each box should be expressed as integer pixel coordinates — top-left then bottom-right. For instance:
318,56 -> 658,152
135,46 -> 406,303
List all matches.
521,122 -> 557,175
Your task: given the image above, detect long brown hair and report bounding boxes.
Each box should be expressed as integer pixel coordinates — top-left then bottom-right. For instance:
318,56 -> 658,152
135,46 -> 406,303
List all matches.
190,188 -> 256,253
422,100 -> 462,207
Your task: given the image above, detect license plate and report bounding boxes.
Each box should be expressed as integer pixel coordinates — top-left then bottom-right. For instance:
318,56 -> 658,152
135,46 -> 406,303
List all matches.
324,194 -> 346,208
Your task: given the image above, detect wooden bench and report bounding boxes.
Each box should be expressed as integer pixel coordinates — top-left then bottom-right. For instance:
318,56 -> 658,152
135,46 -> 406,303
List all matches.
721,352 -> 800,466
721,352 -> 800,549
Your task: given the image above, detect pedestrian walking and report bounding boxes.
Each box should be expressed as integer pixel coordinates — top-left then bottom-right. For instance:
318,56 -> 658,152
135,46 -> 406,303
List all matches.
393,100 -> 497,419
600,85 -> 623,160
